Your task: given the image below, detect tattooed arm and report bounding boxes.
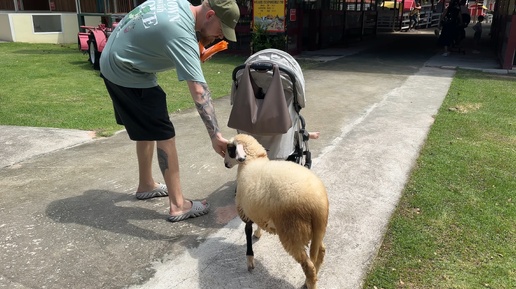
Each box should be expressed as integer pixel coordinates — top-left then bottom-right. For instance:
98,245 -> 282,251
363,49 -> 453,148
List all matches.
187,80 -> 228,157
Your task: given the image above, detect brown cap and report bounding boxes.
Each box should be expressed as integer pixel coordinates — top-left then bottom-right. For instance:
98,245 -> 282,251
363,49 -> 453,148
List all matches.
209,0 -> 240,42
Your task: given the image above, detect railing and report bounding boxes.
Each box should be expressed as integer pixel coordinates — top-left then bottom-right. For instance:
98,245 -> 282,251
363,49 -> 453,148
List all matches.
79,0 -> 140,14
0,0 -> 15,10
377,8 -> 441,31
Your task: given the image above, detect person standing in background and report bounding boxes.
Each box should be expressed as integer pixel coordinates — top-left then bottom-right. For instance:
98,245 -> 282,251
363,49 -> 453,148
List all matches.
408,2 -> 422,31
472,15 -> 485,53
438,0 -> 463,56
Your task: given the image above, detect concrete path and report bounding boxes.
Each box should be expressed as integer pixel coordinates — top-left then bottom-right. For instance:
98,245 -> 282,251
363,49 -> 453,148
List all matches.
0,28 -> 505,289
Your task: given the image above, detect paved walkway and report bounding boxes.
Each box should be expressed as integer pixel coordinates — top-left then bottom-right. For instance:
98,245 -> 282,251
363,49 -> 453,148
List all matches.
0,28 -> 508,289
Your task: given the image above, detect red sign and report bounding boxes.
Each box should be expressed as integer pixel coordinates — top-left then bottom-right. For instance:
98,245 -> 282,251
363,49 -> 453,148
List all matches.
290,9 -> 296,22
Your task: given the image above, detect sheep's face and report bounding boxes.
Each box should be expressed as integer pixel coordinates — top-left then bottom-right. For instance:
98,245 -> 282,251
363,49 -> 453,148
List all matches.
224,140 -> 246,168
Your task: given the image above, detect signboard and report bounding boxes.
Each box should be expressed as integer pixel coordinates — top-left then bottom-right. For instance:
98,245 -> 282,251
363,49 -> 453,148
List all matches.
290,9 -> 296,22
253,0 -> 286,32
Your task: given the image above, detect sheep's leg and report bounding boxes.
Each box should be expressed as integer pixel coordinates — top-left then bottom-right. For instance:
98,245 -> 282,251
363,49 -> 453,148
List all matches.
297,249 -> 317,289
245,221 -> 255,271
278,235 -> 318,289
254,227 -> 262,238
310,221 -> 327,275
313,242 -> 326,274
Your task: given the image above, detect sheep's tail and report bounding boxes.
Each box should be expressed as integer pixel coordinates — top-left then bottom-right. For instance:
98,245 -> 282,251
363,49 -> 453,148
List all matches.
309,210 -> 328,272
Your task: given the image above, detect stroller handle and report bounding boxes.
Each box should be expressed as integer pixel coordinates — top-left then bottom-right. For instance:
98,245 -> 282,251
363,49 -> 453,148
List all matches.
232,62 -> 297,87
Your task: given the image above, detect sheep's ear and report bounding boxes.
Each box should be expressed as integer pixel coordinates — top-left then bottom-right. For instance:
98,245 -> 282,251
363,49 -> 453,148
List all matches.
235,143 -> 246,162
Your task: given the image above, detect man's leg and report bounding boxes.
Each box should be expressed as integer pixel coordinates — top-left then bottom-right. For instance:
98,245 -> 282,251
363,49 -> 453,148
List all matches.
136,141 -> 162,192
156,137 -> 208,216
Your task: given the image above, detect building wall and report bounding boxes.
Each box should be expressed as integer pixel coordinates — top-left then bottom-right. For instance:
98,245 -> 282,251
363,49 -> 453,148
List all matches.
0,14 -> 14,41
0,12 -> 80,43
83,15 -> 104,27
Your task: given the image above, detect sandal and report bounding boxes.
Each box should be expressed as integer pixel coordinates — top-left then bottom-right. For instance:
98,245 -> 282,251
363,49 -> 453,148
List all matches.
135,183 -> 168,200
167,200 -> 210,222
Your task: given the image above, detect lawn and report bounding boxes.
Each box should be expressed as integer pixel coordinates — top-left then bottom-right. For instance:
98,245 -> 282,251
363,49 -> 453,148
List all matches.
0,42 -> 246,136
363,70 -> 516,289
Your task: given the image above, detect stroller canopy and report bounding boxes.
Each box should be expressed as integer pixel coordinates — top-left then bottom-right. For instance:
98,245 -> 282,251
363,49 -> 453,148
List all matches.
242,49 -> 306,108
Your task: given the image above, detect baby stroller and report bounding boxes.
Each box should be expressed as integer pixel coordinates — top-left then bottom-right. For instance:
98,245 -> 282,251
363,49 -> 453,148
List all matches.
227,48 -> 312,168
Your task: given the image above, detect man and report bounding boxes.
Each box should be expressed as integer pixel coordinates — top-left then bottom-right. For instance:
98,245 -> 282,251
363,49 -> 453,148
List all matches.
438,0 -> 462,56
100,0 -> 240,222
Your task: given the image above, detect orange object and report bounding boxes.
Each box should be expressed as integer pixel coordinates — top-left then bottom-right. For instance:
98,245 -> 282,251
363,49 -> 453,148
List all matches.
199,40 -> 228,62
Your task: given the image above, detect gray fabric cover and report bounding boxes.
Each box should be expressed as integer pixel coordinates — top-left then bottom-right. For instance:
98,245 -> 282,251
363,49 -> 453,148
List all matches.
227,63 -> 292,134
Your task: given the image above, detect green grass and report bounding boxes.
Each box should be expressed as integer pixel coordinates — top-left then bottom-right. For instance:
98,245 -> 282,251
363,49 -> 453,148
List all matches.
363,70 -> 516,289
0,42 -> 246,136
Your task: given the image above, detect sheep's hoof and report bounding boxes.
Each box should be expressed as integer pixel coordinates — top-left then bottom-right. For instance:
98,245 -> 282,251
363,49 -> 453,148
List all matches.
246,256 -> 255,271
305,280 -> 316,289
253,228 -> 262,238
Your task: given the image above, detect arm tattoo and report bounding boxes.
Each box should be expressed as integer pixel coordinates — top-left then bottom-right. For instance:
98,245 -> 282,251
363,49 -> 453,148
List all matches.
157,148 -> 169,175
194,82 -> 220,139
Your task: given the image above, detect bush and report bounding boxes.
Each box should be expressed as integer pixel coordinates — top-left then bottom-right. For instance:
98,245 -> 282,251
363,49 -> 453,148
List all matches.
250,24 -> 286,53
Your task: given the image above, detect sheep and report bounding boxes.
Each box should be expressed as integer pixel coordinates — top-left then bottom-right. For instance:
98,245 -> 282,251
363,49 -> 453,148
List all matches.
224,133 -> 329,289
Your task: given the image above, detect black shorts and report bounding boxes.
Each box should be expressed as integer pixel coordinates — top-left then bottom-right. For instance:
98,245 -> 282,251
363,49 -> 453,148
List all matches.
102,75 -> 175,141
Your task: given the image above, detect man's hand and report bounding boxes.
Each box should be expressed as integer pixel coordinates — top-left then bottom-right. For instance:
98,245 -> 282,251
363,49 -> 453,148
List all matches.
212,132 -> 228,157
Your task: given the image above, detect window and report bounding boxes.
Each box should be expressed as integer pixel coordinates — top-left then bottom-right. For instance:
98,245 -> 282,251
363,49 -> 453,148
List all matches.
32,15 -> 62,33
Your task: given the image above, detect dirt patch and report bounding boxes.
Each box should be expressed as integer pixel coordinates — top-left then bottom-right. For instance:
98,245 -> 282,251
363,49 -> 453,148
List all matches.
448,103 -> 482,113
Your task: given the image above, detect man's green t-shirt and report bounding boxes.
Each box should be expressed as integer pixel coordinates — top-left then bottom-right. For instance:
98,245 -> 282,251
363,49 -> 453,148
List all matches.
100,0 -> 205,88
